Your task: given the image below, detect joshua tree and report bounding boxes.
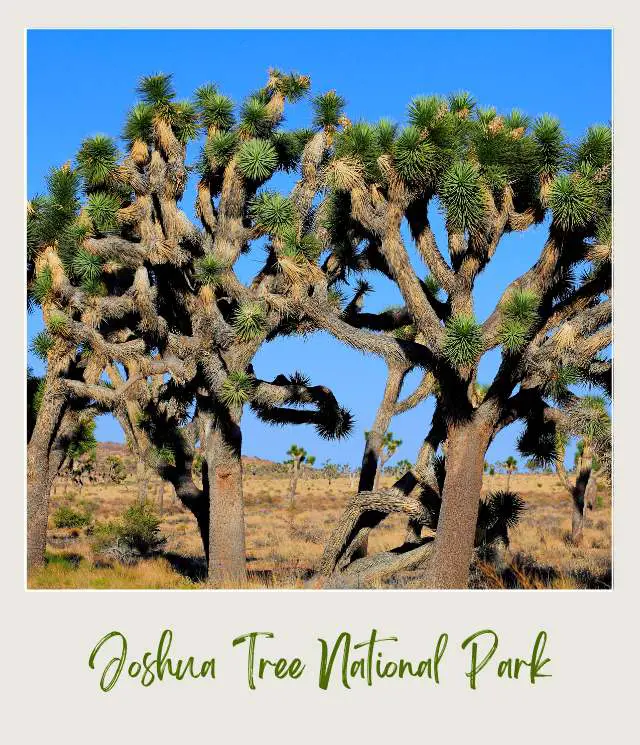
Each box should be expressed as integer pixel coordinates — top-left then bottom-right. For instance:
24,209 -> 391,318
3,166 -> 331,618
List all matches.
395,458 -> 413,477
310,92 -> 610,587
322,460 -> 340,487
503,455 -> 518,489
285,444 -> 308,507
105,455 -> 127,485
372,431 -> 403,489
554,396 -> 610,545
26,70 -> 353,580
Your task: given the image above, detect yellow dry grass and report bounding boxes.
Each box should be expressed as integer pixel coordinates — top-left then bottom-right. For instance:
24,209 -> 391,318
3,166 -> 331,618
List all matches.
29,472 -> 612,590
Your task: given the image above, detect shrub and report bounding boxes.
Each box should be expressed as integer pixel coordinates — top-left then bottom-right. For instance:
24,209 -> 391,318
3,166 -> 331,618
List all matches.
120,501 -> 166,555
52,505 -> 91,529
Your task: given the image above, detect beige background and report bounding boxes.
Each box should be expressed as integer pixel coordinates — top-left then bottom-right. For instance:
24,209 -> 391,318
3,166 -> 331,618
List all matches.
2,5 -> 637,742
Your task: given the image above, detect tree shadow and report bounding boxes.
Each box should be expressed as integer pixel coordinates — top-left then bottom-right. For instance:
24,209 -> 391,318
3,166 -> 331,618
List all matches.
162,552 -> 207,582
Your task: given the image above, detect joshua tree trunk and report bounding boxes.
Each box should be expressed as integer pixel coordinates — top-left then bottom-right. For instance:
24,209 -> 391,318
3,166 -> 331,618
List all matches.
355,366 -> 407,559
288,458 -> 302,508
158,480 -> 165,517
205,418 -> 247,585
425,416 -> 493,589
571,448 -> 592,546
26,381 -> 67,571
585,471 -> 597,510
136,459 -> 149,503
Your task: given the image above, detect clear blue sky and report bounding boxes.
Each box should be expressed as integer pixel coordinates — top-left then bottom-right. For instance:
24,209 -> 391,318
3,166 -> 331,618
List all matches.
27,30 -> 612,469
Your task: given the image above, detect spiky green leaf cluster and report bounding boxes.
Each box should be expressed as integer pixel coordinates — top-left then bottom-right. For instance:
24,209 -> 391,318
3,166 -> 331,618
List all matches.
86,191 -> 121,233
480,490 -> 527,531
31,267 -> 53,304
334,122 -> 381,180
170,101 -> 198,144
498,289 -> 540,353
574,125 -> 611,170
448,91 -> 476,117
30,330 -> 54,360
442,313 -> 484,368
439,161 -> 487,233
71,248 -> 103,282
232,302 -> 267,341
236,138 -> 279,181
76,135 -> 119,189
270,130 -> 314,172
392,126 -> 440,184
374,119 -> 397,153
532,115 -> 567,178
195,255 -> 226,286
123,103 -> 155,145
272,71 -> 311,102
137,73 -> 175,111
47,311 -> 70,337
195,85 -> 235,131
249,192 -> 296,235
423,274 -> 442,299
202,130 -> 238,171
408,95 -> 447,131
220,371 -> 256,408
28,168 -> 81,255
549,174 -> 595,231
279,227 -> 322,262
312,91 -> 346,128
239,97 -> 273,138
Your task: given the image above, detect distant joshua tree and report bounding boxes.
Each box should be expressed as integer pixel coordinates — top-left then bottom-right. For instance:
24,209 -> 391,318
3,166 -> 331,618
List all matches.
372,431 -> 402,490
322,460 -> 341,487
105,455 -> 127,485
554,396 -> 610,545
503,456 -> 518,489
285,444 -> 312,507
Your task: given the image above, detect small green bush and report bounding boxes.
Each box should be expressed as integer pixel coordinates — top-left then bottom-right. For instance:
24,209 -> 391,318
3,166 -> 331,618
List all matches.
120,501 -> 166,555
90,501 -> 166,563
52,505 -> 91,529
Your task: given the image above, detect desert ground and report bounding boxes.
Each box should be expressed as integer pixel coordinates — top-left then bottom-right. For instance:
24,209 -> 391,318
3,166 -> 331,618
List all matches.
29,444 -> 612,590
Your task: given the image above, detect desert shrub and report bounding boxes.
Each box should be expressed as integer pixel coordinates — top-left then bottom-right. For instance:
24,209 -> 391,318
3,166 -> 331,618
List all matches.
52,504 -> 91,529
120,501 -> 166,555
90,501 -> 166,564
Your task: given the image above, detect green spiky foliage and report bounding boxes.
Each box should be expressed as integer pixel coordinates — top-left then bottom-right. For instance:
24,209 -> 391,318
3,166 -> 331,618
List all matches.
137,73 -> 175,113
407,95 -> 447,131
171,101 -> 199,144
195,255 -> 226,286
439,161 -> 487,233
195,85 -> 235,131
574,125 -> 611,170
86,191 -> 121,233
442,314 -> 484,367
448,91 -> 476,118
374,119 -> 397,153
236,138 -> 279,181
30,330 -> 54,361
239,96 -> 273,138
392,126 -> 440,184
498,289 -> 540,353
312,91 -> 346,128
549,174 -> 596,231
270,130 -> 314,172
334,122 -> 382,180
232,302 -> 267,341
220,371 -> 256,408
31,267 -> 53,305
279,227 -> 322,262
71,248 -> 103,282
203,131 -> 238,171
532,115 -> 567,178
47,311 -> 70,337
77,135 -> 119,188
249,192 -> 296,235
123,103 -> 155,145
271,70 -> 311,102
66,417 -> 97,461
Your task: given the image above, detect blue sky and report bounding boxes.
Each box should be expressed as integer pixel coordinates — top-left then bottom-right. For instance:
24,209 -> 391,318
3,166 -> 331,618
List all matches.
27,29 -> 612,469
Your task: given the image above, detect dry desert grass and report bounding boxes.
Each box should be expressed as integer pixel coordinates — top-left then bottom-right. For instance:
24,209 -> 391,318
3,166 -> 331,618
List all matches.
29,470 -> 612,590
